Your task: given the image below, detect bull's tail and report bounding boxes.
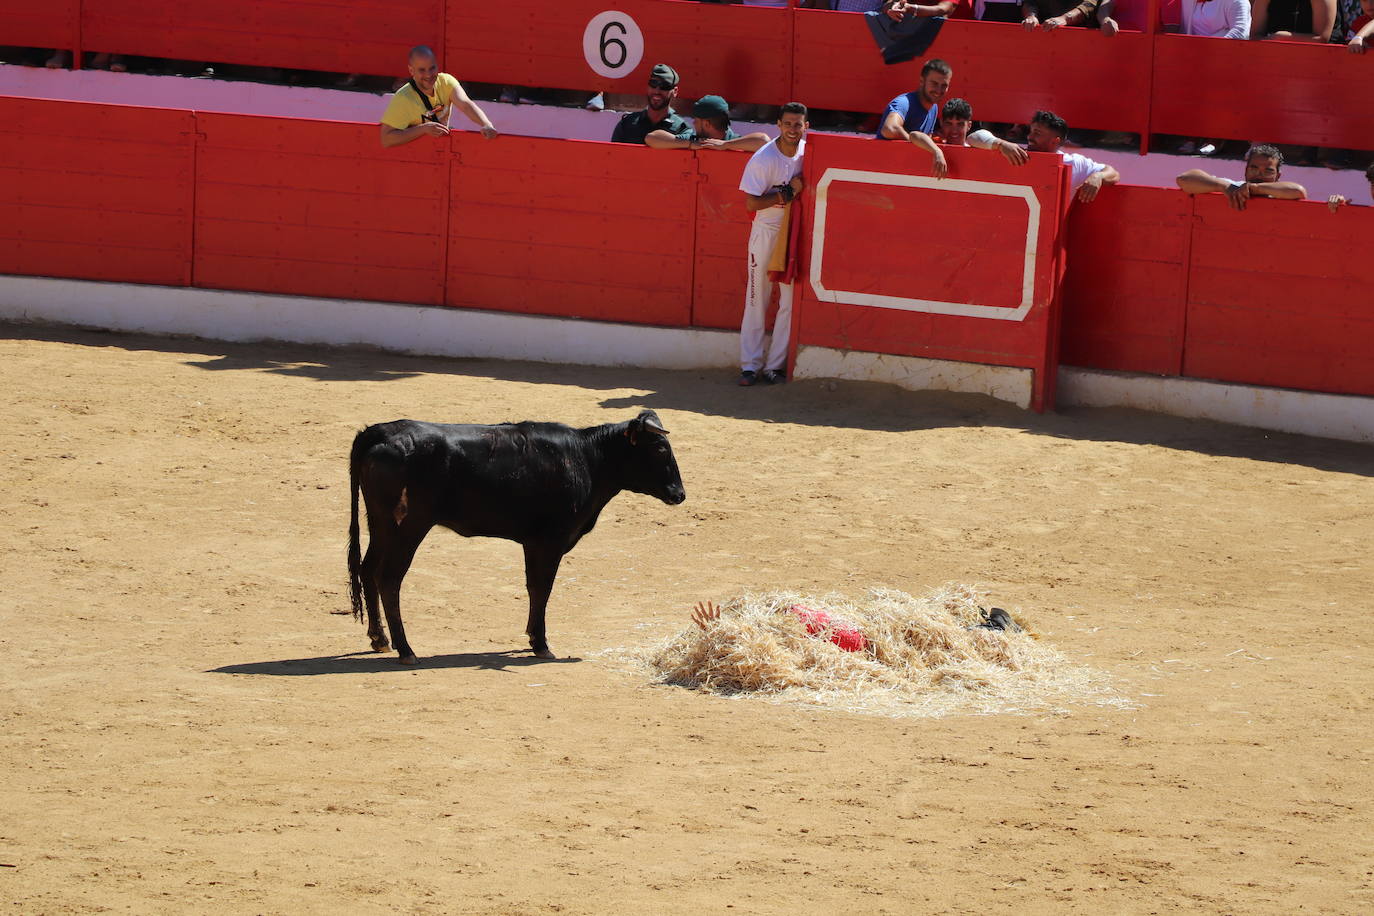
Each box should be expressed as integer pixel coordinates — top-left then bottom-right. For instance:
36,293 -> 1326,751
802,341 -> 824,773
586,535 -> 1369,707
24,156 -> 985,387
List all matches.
347,431 -> 367,624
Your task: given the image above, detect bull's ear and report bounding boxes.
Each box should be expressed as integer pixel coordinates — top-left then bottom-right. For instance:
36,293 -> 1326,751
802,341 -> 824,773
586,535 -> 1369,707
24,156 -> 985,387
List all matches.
639,409 -> 669,436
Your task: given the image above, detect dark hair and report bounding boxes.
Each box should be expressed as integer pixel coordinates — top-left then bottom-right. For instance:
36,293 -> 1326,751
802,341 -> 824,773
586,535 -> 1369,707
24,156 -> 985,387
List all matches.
921,58 -> 953,78
702,113 -> 730,133
942,98 -> 972,121
780,101 -> 808,118
408,45 -> 436,62
1030,109 -> 1068,140
1244,144 -> 1284,168
1366,162 -> 1374,183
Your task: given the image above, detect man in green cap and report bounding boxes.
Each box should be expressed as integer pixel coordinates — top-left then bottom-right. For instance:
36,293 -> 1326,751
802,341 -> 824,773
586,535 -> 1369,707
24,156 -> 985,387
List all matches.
645,95 -> 770,152
611,63 -> 694,145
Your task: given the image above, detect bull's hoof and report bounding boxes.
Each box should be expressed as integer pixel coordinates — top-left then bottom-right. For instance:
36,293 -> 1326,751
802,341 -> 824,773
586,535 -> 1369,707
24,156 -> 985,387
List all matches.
397,654 -> 419,665
532,646 -> 556,660
370,636 -> 390,652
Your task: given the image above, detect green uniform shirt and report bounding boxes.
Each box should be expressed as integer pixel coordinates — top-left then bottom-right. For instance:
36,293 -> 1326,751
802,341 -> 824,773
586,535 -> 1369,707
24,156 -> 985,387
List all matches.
611,109 -> 692,145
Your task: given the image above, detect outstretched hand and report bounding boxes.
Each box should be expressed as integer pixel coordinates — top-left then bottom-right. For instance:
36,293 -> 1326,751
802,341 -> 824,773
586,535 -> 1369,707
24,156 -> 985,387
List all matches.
691,601 -> 722,630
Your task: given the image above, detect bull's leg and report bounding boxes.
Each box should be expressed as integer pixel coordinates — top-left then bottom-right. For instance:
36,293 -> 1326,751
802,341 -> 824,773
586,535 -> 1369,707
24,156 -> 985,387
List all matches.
378,527 -> 428,665
522,544 -> 564,660
359,544 -> 388,652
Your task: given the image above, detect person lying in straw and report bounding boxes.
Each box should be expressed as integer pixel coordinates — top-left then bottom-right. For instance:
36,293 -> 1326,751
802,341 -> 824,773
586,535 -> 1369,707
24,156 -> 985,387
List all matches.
692,600 -> 1018,645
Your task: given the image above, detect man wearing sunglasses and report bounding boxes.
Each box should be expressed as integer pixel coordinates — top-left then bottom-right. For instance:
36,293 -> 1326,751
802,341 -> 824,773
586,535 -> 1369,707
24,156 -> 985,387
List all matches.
611,64 -> 695,145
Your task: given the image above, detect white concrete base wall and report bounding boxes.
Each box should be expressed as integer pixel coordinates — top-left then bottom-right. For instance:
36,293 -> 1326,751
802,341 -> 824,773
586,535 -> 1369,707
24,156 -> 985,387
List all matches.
2,274 -> 1371,443
794,346 -> 1033,410
1058,367 -> 1374,444
0,276 -> 739,370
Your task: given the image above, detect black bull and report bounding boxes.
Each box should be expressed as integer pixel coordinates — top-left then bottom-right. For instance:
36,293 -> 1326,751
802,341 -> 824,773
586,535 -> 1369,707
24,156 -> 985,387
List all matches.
347,410 -> 686,663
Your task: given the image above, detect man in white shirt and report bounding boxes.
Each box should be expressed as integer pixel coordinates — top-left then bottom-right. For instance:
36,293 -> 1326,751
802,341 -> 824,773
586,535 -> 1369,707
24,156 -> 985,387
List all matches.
1025,109 -> 1120,203
736,102 -> 808,386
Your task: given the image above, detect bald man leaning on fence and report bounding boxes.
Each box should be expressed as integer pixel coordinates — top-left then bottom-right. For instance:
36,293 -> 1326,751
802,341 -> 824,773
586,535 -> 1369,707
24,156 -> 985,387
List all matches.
379,45 -> 498,148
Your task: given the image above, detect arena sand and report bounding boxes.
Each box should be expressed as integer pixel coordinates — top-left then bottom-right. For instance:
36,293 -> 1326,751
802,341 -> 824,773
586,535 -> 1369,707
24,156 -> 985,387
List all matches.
1,324 -> 1370,914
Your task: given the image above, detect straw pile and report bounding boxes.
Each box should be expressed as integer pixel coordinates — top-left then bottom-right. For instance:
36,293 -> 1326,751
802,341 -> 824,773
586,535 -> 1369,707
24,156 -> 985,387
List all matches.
619,584 -> 1130,719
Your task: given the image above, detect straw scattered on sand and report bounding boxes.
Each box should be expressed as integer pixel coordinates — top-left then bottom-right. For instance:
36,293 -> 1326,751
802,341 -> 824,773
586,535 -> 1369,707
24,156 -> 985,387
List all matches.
612,584 -> 1133,719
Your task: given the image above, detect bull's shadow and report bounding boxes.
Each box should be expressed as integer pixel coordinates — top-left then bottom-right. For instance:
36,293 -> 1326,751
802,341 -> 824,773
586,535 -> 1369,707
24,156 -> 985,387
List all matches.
209,649 -> 581,676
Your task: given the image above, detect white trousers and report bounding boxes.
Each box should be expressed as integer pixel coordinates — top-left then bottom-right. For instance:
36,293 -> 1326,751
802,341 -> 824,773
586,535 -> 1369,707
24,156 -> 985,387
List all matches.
740,217 -> 794,373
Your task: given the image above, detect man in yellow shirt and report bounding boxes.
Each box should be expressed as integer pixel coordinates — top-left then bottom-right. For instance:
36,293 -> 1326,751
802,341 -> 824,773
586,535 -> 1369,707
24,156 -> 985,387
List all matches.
379,45 -> 498,148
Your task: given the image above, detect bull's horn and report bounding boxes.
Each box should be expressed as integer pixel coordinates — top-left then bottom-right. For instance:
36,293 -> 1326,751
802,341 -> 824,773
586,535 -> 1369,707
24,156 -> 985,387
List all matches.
641,413 -> 669,435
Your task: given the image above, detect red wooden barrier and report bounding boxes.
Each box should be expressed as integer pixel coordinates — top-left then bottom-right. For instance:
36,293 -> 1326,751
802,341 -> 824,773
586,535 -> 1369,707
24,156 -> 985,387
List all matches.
81,0 -> 441,78
792,14 -> 1153,134
194,112 -> 448,305
1061,185 -> 1190,376
445,134 -> 695,326
446,0 -> 791,105
795,134 -> 1071,410
691,151 -> 761,330
0,0 -> 79,57
1183,196 -> 1374,397
0,96 -> 193,287
1152,34 -> 1374,153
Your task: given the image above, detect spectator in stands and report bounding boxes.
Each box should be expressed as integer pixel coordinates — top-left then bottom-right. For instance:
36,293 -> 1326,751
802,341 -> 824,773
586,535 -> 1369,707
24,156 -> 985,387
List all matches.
1175,144 -> 1308,210
878,58 -> 954,178
611,64 -> 694,145
1344,0 -> 1374,48
1250,0 -> 1337,40
737,102 -> 809,387
975,0 -> 1026,22
1025,110 -> 1121,202
645,95 -> 770,151
935,97 -> 975,145
1182,0 -> 1251,36
379,46 -> 497,149
1327,163 -> 1374,209
937,99 -> 1033,164
1024,0 -> 1113,31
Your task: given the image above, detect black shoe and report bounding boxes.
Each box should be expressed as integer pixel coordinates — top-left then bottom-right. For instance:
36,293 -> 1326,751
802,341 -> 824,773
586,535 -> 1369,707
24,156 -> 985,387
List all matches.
738,370 -> 757,387
761,368 -> 786,384
973,607 -> 1018,632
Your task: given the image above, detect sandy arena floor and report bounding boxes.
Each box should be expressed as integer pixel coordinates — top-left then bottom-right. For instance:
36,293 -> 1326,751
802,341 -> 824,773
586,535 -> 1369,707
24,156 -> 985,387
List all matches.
2,323 -> 1371,914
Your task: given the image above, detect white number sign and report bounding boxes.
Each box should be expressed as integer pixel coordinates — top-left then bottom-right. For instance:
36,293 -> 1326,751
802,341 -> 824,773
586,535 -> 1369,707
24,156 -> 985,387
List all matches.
583,11 -> 644,79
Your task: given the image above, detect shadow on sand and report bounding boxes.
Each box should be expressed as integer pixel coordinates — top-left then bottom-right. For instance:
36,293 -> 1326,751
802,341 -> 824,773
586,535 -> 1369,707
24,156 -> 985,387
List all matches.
7,321 -> 1369,476
209,649 -> 582,676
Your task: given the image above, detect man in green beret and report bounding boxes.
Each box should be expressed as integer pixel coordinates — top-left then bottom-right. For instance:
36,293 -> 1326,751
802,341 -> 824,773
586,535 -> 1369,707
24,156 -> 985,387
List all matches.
645,95 -> 769,152
611,63 -> 694,145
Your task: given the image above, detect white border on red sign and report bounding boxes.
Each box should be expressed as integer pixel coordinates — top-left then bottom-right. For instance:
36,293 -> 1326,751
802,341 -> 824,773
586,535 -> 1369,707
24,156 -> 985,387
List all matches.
808,168 -> 1040,322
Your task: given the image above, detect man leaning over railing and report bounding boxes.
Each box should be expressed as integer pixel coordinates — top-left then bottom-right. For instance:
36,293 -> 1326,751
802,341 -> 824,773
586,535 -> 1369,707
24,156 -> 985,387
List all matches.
1176,145 -> 1308,211
379,45 -> 498,149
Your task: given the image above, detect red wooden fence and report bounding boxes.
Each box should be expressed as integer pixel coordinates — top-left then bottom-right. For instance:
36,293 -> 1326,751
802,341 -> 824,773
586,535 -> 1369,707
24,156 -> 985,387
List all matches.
2,95 -> 1372,402
79,0 -> 441,80
0,96 -> 193,287
8,1 -> 1373,152
193,112 -> 449,305
446,134 -> 695,326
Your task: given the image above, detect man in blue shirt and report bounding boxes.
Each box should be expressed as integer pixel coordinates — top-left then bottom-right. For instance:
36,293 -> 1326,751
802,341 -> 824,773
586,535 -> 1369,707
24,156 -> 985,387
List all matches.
877,58 -> 954,178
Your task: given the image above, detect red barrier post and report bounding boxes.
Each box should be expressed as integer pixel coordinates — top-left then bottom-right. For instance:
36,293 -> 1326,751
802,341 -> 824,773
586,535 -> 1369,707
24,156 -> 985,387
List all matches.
0,96 -> 195,287
1182,196 -> 1374,396
192,112 -> 448,305
445,134 -> 696,327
